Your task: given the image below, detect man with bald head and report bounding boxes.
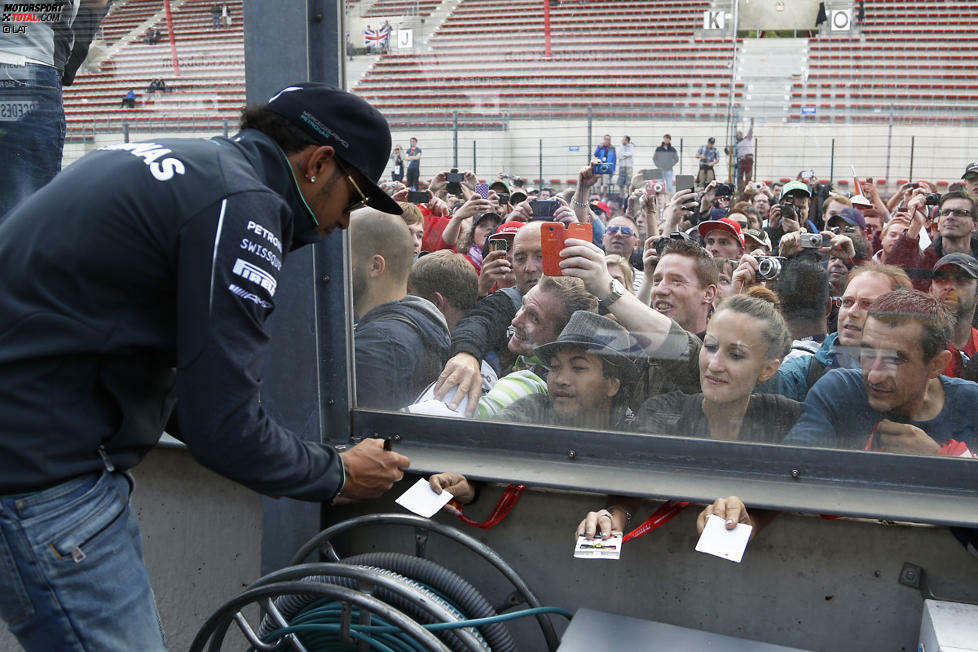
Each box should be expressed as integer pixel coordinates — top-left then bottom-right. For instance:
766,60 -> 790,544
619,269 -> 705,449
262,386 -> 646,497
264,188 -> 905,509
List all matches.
351,208 -> 451,409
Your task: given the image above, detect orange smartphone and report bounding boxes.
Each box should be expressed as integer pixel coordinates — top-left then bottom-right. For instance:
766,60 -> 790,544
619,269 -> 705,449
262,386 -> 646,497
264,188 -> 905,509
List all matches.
567,221 -> 593,243
541,222 -> 565,276
541,222 -> 593,276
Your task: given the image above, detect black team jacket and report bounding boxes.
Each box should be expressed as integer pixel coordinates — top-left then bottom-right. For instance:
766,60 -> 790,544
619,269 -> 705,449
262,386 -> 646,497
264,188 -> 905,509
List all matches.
0,130 -> 346,500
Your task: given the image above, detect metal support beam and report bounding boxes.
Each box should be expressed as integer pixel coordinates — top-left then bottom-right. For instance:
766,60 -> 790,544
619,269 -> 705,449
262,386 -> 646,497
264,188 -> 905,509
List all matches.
243,0 -> 350,574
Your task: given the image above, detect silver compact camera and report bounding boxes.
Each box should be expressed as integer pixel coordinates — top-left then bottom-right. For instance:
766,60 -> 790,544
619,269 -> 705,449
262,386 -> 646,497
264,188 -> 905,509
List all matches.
756,256 -> 786,281
799,233 -> 823,249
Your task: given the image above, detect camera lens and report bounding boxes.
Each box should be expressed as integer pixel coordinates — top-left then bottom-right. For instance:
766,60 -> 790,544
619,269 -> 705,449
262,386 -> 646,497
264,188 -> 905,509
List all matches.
757,257 -> 782,280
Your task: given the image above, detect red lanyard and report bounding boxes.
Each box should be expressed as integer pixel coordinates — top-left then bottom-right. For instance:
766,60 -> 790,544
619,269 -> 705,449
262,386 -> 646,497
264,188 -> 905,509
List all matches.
863,421 -> 882,451
452,484 -> 525,529
622,500 -> 690,543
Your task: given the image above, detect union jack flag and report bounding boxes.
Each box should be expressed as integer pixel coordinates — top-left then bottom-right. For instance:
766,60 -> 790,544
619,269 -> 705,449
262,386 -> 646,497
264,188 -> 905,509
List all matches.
364,24 -> 391,49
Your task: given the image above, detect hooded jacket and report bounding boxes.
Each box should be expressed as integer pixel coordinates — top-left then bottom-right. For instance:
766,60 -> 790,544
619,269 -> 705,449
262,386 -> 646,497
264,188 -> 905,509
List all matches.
0,130 -> 344,500
355,296 -> 451,409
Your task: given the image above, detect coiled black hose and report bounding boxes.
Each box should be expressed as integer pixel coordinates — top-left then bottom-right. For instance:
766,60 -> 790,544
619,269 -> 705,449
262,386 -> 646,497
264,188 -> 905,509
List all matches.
346,553 -> 517,652
257,552 -> 516,651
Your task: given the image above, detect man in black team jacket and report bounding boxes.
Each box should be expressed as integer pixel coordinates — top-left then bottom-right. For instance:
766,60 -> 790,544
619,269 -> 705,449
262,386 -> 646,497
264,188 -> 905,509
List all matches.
0,83 -> 409,651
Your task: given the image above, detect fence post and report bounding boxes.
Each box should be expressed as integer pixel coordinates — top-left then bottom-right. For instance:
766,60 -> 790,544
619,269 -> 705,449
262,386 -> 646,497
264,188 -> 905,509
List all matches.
885,109 -> 893,185
452,110 -> 459,169
679,137 -> 683,175
909,135 -> 915,183
830,137 -> 835,185
539,139 -> 543,188
586,105 -> 592,164
222,119 -> 229,138
123,122 -> 130,143
472,140 -> 477,174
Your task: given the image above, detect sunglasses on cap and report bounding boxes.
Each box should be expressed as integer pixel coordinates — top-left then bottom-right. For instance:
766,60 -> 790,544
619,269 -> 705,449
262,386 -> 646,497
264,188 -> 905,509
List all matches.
606,225 -> 636,237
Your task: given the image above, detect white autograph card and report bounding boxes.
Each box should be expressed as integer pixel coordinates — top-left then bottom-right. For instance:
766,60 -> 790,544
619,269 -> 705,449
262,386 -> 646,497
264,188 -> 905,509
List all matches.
694,514 -> 752,563
395,478 -> 453,518
573,533 -> 623,560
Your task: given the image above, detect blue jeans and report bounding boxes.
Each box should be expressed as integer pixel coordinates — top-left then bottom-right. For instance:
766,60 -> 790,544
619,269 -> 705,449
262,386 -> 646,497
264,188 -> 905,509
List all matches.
0,63 -> 65,218
0,471 -> 166,651
661,169 -> 675,193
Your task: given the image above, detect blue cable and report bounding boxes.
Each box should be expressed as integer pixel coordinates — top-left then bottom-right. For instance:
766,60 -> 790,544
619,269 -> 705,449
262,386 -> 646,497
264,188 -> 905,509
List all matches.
256,604 -> 573,651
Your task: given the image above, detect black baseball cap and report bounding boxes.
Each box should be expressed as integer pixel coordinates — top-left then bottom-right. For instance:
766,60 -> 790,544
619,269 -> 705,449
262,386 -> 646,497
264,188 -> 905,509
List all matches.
934,253 -> 978,279
266,83 -> 402,215
962,162 -> 978,179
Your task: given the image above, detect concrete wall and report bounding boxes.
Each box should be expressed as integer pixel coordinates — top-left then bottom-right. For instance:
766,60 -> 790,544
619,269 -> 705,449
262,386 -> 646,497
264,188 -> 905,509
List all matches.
329,479 -> 978,652
4,462 -> 976,651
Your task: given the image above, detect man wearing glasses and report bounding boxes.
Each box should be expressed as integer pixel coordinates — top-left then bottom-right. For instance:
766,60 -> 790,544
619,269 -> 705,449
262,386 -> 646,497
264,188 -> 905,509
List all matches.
888,189 -> 978,291
0,83 -> 409,651
602,216 -> 643,291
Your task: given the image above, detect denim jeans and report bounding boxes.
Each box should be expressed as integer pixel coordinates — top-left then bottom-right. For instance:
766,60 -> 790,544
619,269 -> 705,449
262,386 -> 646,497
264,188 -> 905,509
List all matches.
0,471 -> 166,651
0,63 -> 65,218
661,169 -> 675,193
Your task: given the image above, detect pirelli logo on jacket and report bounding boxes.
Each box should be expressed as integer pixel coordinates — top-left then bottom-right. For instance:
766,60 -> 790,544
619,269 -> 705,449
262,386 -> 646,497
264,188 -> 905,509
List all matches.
231,259 -> 276,297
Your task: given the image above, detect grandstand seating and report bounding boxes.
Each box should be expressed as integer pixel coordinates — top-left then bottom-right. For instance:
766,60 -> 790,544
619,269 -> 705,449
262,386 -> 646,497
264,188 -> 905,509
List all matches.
789,0 -> 978,121
351,0 -> 747,124
63,0 -> 245,140
362,0 -> 441,18
63,0 -> 972,137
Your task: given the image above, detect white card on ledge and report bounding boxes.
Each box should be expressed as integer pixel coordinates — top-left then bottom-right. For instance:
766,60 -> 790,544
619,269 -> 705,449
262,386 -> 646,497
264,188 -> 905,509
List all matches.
573,533 -> 623,560
395,478 -> 453,518
694,514 -> 752,563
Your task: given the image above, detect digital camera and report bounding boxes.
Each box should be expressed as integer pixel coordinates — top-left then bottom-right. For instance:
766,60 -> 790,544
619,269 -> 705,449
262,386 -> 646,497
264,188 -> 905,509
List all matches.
592,162 -> 615,175
715,182 -> 734,197
799,233 -> 823,249
756,256 -> 786,280
780,203 -> 798,222
925,193 -> 942,206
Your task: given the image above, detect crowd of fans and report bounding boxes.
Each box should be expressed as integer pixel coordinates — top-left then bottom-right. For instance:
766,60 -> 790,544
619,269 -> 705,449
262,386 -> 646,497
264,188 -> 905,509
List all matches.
351,148 -> 978,547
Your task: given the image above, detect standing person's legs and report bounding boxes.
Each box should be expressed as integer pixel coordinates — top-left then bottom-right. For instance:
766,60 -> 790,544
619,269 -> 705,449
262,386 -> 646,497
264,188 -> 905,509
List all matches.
405,166 -> 419,189
741,154 -> 753,185
696,166 -> 707,188
0,471 -> 166,651
0,63 -> 65,218
618,166 -> 632,195
661,169 -> 674,193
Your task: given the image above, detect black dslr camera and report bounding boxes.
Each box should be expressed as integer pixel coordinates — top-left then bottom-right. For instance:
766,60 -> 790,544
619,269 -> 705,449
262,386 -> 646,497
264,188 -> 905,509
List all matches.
925,193 -> 942,206
715,182 -> 734,197
780,202 -> 798,222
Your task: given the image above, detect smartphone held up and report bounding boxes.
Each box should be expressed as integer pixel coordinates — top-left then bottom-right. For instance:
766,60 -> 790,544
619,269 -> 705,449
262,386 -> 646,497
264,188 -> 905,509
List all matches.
541,222 -> 593,276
